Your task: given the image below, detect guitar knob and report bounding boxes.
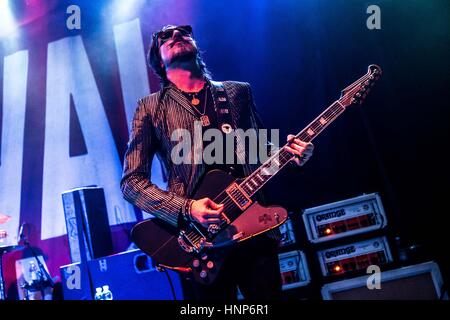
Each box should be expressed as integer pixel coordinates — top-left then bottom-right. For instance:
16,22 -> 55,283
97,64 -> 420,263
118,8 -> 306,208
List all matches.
201,253 -> 208,260
206,261 -> 214,269
275,213 -> 280,223
192,259 -> 200,268
199,270 -> 208,278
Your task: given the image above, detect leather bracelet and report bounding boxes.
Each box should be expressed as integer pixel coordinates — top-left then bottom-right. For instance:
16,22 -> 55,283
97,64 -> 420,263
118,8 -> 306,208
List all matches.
187,199 -> 194,221
183,199 -> 194,222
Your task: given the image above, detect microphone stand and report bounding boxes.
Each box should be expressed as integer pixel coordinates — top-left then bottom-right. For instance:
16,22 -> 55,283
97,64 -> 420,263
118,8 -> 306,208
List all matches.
21,236 -> 54,299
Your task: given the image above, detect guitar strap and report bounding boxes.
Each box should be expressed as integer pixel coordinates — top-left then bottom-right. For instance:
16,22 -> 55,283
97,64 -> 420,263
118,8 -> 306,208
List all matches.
209,81 -> 248,176
209,81 -> 234,134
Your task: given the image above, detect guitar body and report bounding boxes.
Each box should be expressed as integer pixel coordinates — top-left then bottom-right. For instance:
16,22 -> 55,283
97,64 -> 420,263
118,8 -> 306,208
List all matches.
131,169 -> 288,285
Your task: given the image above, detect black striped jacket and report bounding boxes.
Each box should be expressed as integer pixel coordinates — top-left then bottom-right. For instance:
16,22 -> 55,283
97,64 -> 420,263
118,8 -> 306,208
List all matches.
121,80 -> 280,240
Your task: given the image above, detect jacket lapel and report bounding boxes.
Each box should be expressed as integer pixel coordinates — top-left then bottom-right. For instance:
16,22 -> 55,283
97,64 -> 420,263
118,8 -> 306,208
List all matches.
163,81 -> 254,185
165,85 -> 199,119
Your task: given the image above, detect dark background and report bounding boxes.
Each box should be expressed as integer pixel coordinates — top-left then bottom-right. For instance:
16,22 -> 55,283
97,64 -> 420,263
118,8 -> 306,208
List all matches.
1,0 -> 449,299
192,0 -> 450,296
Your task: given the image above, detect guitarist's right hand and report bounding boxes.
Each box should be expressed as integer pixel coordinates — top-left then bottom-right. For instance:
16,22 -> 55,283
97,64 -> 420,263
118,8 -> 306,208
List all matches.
190,198 -> 224,228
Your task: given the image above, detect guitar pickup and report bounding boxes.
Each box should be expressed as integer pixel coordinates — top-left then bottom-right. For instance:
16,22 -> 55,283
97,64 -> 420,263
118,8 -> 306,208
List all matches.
226,182 -> 252,210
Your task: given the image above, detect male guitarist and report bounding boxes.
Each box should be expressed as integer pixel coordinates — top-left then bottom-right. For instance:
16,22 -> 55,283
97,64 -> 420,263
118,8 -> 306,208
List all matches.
121,25 -> 314,300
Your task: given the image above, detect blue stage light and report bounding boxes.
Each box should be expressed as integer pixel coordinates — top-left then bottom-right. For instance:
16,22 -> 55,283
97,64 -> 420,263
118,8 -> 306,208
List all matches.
0,0 -> 17,38
110,0 -> 146,22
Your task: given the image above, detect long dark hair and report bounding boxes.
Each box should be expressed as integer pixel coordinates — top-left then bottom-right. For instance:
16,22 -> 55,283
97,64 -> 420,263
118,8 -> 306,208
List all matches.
147,25 -> 212,87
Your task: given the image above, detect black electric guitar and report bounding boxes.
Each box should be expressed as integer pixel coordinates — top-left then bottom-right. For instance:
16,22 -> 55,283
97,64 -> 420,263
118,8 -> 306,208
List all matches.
131,65 -> 382,285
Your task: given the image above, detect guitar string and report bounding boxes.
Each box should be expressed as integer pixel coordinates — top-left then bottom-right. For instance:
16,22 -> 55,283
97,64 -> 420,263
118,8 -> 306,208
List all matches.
192,72 -> 376,234
235,105 -> 343,197
213,75 -> 371,218
215,105 -> 345,217
237,71 -> 374,197
190,72 -> 377,241
209,105 -> 345,230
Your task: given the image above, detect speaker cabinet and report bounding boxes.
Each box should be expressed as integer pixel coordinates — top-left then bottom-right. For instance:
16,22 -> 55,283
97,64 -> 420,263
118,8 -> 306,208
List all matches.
62,187 -> 113,263
60,249 -> 184,300
321,261 -> 447,300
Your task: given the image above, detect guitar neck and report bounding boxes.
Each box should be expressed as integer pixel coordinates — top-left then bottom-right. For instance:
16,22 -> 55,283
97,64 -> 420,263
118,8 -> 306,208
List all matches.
239,99 -> 347,197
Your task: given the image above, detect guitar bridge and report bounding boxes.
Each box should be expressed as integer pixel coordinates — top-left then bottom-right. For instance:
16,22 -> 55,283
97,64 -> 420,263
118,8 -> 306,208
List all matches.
226,182 -> 252,210
178,228 -> 207,253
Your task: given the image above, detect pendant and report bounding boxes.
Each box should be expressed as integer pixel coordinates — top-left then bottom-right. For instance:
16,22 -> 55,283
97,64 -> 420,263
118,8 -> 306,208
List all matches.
200,115 -> 210,127
221,123 -> 233,134
191,97 -> 200,106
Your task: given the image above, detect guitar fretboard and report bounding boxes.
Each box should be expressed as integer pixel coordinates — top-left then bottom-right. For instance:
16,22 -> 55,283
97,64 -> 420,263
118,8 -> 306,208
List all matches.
240,100 -> 346,197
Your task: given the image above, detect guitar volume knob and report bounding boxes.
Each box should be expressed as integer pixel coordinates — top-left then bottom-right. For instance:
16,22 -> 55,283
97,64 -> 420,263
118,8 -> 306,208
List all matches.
199,270 -> 208,278
192,259 -> 200,268
206,261 -> 214,269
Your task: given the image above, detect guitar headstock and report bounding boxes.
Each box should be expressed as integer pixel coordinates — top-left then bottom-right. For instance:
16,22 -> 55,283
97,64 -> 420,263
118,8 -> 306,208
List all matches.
339,64 -> 382,107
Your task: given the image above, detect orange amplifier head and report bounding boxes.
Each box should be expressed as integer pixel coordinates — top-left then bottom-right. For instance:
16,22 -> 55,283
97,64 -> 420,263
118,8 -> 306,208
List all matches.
317,236 -> 393,277
302,193 -> 387,243
279,250 -> 311,290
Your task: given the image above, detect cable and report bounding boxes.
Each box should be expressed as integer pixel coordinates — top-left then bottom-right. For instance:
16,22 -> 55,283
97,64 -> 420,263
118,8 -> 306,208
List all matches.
163,269 -> 177,300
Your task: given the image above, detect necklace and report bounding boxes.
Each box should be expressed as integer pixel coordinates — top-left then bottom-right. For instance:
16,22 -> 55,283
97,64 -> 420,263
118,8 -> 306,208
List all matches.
184,86 -> 210,127
189,93 -> 201,106
197,87 -> 210,127
185,83 -> 205,106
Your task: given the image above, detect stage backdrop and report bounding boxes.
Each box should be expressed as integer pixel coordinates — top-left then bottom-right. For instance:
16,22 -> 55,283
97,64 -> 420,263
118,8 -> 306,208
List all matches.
1,0 -> 449,298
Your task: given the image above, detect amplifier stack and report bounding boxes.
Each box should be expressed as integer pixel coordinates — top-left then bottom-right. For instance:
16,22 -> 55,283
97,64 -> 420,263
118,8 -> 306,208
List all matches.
302,193 -> 392,280
300,192 -> 410,299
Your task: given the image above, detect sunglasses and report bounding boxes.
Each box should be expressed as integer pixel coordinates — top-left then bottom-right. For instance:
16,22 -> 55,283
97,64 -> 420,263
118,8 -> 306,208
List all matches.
154,25 -> 193,46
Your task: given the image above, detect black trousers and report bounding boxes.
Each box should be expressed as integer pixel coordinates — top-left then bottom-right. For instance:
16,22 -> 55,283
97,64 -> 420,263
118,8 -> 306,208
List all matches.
182,235 -> 282,300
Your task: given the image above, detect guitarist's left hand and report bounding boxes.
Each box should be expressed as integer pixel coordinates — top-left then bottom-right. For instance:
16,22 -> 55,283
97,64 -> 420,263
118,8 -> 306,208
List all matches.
285,134 -> 314,166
